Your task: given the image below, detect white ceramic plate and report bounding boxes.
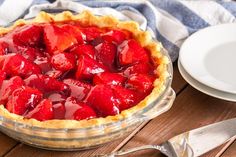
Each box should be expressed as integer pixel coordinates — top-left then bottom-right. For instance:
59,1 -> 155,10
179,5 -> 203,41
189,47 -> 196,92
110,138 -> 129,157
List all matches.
178,60 -> 236,102
179,23 -> 236,94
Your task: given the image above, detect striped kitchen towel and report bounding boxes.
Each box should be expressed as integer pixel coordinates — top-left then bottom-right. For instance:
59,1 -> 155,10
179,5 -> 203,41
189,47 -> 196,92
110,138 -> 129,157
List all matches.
0,0 -> 236,61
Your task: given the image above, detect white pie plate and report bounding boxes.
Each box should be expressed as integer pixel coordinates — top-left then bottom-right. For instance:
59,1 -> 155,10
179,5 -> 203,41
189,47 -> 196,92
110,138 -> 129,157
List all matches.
179,23 -> 236,94
178,60 -> 236,102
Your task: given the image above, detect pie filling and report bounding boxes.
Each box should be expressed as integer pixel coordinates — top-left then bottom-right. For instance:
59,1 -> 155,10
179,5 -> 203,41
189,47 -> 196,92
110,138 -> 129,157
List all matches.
0,21 -> 158,121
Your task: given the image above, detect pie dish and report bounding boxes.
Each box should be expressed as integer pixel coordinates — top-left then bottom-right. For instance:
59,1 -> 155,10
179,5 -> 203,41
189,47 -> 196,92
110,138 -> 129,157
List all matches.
0,11 -> 175,150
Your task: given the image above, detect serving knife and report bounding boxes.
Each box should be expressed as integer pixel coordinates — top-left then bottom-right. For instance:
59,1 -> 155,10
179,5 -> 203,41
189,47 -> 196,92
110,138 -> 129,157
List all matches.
96,118 -> 236,157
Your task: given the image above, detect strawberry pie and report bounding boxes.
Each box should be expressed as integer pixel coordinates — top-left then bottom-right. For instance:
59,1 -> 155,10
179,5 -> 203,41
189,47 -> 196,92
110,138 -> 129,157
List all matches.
0,11 -> 169,128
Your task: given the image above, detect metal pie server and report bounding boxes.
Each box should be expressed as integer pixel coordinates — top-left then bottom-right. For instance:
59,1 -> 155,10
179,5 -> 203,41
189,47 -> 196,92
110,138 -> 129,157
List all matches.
96,118 -> 236,157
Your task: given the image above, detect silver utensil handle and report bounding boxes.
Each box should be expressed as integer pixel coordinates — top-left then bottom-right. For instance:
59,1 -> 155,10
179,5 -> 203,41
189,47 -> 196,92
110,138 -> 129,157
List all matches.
95,145 -> 171,157
113,145 -> 162,156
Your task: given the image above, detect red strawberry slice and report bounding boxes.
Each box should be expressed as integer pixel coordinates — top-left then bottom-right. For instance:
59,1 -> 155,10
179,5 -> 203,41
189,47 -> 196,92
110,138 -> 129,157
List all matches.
17,47 -> 43,62
101,30 -> 129,44
90,36 -> 104,46
63,97 -> 96,120
34,54 -> 64,78
1,54 -> 41,78
45,69 -> 64,79
63,79 -> 91,101
85,85 -> 120,117
34,56 -> 52,73
126,74 -> 154,93
0,76 -> 24,104
61,24 -> 84,44
34,56 -> 65,79
123,62 -> 153,76
118,39 -> 149,65
0,70 -> 6,86
93,72 -> 126,86
63,97 -> 80,119
51,52 -> 76,71
0,41 -> 9,55
43,24 -> 77,54
112,86 -> 142,111
80,26 -> 103,41
6,86 -> 43,115
48,93 -> 66,104
70,44 -> 95,59
53,102 -> 66,119
95,42 -> 117,70
24,74 -> 70,96
76,55 -> 107,80
25,99 -> 53,121
73,102 -> 97,120
13,24 -> 43,47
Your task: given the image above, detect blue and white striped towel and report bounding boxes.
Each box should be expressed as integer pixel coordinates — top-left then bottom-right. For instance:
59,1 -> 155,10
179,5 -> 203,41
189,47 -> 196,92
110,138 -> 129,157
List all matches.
0,0 -> 236,61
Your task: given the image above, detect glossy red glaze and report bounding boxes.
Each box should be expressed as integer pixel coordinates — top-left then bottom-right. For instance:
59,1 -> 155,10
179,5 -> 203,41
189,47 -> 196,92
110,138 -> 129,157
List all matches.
101,29 -> 128,44
0,41 -> 9,55
73,103 -> 97,120
13,24 -> 43,47
6,86 -> 43,115
61,24 -> 84,44
70,44 -> 95,59
86,85 -> 120,117
0,70 -> 6,86
123,62 -> 153,76
63,79 -> 91,101
95,42 -> 117,70
126,74 -> 155,93
51,52 -> 76,71
118,39 -> 149,65
1,54 -> 41,78
24,74 -> 70,96
80,26 -> 103,41
76,55 -> 107,80
0,22 -> 156,121
53,102 -> 66,119
25,99 -> 53,121
93,72 -> 126,86
43,24 -> 77,54
48,93 -> 66,104
0,76 -> 24,104
112,85 -> 141,111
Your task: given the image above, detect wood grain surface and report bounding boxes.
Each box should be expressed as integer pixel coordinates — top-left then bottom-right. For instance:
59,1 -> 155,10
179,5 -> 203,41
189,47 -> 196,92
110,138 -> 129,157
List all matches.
1,65 -> 236,157
0,134 -> 18,157
221,140 -> 236,157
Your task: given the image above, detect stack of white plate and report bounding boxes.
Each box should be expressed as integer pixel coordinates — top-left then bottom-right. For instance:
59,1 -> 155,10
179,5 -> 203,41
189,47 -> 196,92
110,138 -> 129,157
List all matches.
178,23 -> 236,102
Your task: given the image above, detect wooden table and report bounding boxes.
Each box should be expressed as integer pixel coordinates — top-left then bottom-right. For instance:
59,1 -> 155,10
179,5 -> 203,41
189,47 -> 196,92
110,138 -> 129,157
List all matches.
0,63 -> 236,157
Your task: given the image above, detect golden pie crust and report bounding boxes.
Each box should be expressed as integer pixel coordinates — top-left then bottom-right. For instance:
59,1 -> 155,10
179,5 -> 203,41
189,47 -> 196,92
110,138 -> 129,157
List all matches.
0,11 -> 170,129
